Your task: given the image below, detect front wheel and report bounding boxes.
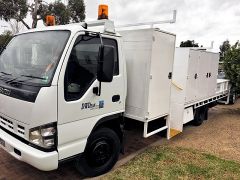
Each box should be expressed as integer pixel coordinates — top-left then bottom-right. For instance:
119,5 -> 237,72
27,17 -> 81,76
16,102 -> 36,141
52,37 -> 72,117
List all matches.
75,128 -> 120,177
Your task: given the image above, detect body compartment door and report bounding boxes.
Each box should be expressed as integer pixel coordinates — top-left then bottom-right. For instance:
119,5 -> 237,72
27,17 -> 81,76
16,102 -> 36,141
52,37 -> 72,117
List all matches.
185,50 -> 199,104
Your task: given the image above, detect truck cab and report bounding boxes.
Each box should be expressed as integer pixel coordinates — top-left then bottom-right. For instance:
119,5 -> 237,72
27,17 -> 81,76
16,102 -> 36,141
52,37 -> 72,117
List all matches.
0,20 -> 126,176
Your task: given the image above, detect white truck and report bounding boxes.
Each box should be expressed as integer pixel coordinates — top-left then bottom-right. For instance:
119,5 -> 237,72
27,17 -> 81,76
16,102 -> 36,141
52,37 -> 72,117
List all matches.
0,15 -> 230,177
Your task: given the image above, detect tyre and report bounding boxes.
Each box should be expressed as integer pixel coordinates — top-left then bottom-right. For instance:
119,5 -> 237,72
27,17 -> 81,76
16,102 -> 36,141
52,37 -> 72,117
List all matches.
192,107 -> 205,126
229,93 -> 236,104
203,106 -> 209,120
75,128 -> 120,177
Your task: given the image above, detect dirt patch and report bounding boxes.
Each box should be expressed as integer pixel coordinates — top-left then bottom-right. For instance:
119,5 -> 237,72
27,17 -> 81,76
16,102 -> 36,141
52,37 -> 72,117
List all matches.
168,99 -> 240,162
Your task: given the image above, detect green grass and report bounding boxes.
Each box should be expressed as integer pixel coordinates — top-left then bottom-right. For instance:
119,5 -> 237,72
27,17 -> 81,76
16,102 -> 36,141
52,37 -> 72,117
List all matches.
102,146 -> 240,180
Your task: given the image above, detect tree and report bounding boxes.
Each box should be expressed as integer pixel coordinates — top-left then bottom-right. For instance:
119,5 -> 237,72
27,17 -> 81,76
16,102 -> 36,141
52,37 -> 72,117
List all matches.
219,40 -> 231,61
68,0 -> 86,22
180,40 -> 199,47
222,41 -> 240,93
0,31 -> 13,51
39,1 -> 71,25
39,0 -> 86,26
0,0 -> 29,29
0,0 -> 86,29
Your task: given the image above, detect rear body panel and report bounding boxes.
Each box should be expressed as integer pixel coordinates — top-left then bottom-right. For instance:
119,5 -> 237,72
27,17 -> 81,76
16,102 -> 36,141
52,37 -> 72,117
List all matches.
169,48 -> 221,136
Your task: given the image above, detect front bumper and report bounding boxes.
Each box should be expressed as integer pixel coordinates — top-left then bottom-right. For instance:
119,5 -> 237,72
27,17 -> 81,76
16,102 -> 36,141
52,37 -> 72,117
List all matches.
0,128 -> 58,171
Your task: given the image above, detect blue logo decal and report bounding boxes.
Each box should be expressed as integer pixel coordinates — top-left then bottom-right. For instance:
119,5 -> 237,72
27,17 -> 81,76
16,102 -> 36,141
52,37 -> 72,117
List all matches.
81,100 -> 104,110
99,100 -> 104,109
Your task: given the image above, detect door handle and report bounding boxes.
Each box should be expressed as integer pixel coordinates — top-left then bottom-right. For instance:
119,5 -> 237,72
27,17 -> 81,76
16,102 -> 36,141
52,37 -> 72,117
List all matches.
194,73 -> 198,79
112,95 -> 120,102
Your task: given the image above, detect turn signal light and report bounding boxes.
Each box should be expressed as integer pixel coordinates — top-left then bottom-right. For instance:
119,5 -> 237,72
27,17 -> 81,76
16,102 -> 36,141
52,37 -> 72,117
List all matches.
98,4 -> 108,20
46,15 -> 56,26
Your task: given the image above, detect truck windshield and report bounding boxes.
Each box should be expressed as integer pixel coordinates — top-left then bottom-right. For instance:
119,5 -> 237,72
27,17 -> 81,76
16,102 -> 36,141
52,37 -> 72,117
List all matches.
0,30 -> 70,86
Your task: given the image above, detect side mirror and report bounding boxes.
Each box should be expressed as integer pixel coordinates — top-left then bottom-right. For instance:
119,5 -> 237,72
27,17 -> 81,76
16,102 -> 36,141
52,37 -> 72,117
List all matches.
97,45 -> 115,82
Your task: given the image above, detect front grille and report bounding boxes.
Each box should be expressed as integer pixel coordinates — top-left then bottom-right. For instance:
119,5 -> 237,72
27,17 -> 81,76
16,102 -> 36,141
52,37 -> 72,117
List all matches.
0,115 -> 25,137
0,115 -> 13,130
17,125 -> 25,136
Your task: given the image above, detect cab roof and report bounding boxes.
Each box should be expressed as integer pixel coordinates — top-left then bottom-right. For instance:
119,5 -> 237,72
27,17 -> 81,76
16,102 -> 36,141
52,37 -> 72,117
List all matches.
17,20 -> 121,37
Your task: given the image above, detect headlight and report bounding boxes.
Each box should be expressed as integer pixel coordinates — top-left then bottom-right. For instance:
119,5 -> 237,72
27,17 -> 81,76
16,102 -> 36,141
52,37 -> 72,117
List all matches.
41,127 -> 56,137
29,123 -> 57,150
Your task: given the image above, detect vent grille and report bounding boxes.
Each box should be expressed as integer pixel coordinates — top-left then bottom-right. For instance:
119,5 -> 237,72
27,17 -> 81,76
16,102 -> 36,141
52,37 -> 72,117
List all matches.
0,115 -> 25,136
17,125 -> 25,136
0,115 -> 14,130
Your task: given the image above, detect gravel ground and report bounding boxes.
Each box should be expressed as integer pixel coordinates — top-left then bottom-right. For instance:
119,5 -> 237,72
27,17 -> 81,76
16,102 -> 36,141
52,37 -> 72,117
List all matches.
169,99 -> 240,162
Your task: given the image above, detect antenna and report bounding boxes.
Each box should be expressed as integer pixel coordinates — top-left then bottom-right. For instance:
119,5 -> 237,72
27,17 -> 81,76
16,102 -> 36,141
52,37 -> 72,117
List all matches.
116,10 -> 177,28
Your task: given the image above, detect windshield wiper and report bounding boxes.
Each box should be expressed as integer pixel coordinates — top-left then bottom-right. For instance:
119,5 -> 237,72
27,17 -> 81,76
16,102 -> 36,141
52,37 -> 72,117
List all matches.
21,75 -> 46,80
6,74 -> 46,84
0,71 -> 12,75
0,71 -> 12,79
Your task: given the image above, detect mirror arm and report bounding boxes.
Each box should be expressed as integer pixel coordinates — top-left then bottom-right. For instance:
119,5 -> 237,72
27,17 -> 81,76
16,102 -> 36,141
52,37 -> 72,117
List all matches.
98,81 -> 102,96
97,32 -> 103,96
98,32 -> 103,45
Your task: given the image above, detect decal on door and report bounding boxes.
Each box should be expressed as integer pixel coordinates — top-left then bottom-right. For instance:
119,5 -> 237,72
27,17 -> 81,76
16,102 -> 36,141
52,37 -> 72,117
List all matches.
81,100 -> 104,110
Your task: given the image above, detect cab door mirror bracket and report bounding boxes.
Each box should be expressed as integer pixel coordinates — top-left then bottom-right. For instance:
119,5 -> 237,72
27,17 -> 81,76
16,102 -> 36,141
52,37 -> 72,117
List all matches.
94,33 -> 115,96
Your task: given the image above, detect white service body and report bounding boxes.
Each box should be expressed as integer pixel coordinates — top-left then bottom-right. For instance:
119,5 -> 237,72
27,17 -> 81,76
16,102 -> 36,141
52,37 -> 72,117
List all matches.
118,28 -> 176,122
173,48 -> 219,105
169,48 -> 229,136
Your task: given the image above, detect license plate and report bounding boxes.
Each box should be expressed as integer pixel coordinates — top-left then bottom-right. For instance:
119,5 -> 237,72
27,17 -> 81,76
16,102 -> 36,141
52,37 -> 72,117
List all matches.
0,138 -> 5,147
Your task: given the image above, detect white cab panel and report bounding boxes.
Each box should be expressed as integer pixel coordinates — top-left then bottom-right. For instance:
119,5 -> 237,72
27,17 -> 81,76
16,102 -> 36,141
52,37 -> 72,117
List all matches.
57,33 -> 125,159
0,86 -> 57,129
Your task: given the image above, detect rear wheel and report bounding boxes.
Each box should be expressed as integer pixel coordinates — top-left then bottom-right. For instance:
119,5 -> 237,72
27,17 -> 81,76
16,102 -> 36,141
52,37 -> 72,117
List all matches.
229,93 -> 236,104
192,107 -> 205,126
75,128 -> 120,177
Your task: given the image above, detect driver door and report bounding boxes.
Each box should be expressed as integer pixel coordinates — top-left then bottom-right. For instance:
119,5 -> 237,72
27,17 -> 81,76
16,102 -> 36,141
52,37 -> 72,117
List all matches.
57,32 -> 124,136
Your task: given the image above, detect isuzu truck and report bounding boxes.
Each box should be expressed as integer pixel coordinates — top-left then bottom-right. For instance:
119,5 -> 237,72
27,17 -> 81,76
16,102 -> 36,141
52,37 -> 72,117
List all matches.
0,5 -> 230,177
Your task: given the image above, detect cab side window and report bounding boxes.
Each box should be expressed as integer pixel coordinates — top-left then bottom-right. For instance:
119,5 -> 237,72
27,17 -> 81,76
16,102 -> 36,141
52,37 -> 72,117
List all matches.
64,35 -> 119,101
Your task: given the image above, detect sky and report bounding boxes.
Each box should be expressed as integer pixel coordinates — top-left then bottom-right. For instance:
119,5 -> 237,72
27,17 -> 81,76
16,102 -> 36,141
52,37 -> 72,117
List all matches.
1,0 -> 240,52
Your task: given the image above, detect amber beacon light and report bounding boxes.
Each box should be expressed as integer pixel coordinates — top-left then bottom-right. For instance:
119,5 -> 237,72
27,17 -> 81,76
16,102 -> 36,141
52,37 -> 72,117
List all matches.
98,4 -> 109,20
46,15 -> 56,26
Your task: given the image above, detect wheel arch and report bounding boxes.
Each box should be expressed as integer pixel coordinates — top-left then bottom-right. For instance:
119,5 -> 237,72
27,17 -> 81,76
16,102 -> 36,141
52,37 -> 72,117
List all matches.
90,113 -> 124,144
